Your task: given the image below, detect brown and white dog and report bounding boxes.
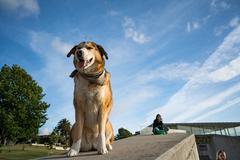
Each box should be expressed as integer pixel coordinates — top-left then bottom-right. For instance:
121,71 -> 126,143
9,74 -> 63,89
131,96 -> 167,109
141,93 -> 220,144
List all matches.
66,41 -> 114,156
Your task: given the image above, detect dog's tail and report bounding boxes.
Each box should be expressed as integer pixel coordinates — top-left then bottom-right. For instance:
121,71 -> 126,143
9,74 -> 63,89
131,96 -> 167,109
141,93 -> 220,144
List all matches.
108,120 -> 115,144
110,132 -> 114,144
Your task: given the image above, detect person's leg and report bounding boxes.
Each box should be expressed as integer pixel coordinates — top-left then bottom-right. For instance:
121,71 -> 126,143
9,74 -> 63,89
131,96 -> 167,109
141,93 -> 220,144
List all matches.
154,127 -> 167,135
159,129 -> 165,135
163,125 -> 169,134
154,127 -> 161,135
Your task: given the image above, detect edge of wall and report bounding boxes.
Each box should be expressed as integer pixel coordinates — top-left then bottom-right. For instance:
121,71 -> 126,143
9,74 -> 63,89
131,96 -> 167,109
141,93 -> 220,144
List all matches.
156,134 -> 199,160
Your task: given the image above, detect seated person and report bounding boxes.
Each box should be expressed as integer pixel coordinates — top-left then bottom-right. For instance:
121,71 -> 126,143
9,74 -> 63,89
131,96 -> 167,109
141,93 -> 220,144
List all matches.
152,114 -> 167,135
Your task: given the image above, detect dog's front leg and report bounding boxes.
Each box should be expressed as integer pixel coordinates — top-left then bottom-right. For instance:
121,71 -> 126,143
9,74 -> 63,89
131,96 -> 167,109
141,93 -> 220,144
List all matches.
67,107 -> 84,157
97,109 -> 108,154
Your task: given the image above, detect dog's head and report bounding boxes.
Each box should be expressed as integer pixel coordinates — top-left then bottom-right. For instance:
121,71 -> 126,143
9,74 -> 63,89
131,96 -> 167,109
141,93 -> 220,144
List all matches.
67,41 -> 108,74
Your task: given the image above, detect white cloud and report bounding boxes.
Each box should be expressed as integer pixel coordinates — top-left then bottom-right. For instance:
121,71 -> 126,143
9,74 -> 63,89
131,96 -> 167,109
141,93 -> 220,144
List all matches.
229,17 -> 240,27
29,31 -> 75,133
187,0 -> 231,33
0,0 -> 39,17
210,0 -> 230,10
111,85 -> 161,133
144,25 -> 240,126
208,57 -> 240,82
187,22 -> 191,32
192,22 -> 200,29
29,31 -> 74,98
210,0 -> 218,8
136,62 -> 200,84
191,97 -> 240,122
219,1 -> 230,9
107,10 -> 119,16
214,17 -> 240,36
51,37 -> 72,55
214,25 -> 228,36
186,21 -> 201,32
112,86 -> 160,115
39,128 -> 50,135
122,17 -> 150,44
171,82 -> 240,122
186,14 -> 213,33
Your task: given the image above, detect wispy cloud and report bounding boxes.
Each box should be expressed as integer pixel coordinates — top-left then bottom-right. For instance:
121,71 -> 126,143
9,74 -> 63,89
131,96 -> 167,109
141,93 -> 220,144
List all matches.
110,84 -> 161,133
229,17 -> 240,27
214,26 -> 228,36
208,57 -> 240,83
186,14 -> 212,33
210,0 -> 230,11
186,21 -> 200,32
112,86 -> 160,116
136,62 -> 200,84
186,0 -> 231,33
107,10 -> 119,16
29,31 -> 75,132
144,25 -> 240,126
122,16 -> 150,44
191,97 -> 240,122
51,37 -> 72,55
171,82 -> 240,122
39,128 -> 50,135
0,0 -> 40,17
214,16 -> 240,36
29,31 -> 74,96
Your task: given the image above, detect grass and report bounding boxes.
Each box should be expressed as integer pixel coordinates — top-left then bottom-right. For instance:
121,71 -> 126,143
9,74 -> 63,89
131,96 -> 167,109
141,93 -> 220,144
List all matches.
0,144 -> 66,160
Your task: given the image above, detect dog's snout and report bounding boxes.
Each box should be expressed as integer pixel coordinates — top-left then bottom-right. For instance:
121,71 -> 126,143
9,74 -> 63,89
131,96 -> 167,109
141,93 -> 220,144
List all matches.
77,50 -> 83,58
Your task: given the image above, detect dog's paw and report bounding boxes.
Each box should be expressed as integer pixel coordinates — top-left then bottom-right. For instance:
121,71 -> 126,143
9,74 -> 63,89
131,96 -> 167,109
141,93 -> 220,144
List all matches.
98,146 -> 108,155
106,144 -> 113,151
67,149 -> 78,157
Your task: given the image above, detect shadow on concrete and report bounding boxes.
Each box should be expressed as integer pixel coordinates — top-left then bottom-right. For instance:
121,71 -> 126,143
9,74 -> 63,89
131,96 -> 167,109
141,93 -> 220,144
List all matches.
40,151 -> 99,160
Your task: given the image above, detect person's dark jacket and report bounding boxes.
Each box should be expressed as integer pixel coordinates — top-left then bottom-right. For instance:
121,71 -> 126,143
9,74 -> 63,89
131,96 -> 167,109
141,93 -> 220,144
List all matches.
152,119 -> 163,131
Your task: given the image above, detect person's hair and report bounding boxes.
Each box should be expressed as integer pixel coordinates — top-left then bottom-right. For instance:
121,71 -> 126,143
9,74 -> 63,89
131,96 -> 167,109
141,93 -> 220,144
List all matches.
216,150 -> 226,160
156,114 -> 161,119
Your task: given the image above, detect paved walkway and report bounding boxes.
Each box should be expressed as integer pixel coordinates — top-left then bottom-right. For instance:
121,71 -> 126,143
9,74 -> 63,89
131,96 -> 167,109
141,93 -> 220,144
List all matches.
40,133 -> 190,160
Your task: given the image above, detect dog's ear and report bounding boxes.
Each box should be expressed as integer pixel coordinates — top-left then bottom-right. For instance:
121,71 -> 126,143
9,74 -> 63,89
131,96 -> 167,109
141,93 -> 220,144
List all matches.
67,45 -> 77,57
97,44 -> 108,60
69,69 -> 78,78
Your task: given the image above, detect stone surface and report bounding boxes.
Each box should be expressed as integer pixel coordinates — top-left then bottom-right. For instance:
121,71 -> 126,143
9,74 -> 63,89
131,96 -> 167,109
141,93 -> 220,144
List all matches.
39,133 -> 198,160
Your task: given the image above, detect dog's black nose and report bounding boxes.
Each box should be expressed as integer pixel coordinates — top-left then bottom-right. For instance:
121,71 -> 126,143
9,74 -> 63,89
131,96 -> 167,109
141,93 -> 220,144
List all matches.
77,50 -> 83,58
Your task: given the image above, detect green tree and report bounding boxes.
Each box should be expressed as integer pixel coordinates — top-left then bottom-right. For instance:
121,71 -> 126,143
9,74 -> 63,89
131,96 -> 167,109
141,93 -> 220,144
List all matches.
0,64 -> 49,144
117,128 -> 133,139
48,131 -> 59,147
53,118 -> 71,146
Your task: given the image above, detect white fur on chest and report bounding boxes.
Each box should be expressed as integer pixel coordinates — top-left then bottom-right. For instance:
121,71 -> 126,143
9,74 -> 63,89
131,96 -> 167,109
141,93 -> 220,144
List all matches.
74,76 -> 106,127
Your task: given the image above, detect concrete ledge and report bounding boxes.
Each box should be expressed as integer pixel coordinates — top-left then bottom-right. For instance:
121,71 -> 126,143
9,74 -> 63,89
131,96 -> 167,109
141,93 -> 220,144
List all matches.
40,133 -> 199,160
156,134 -> 199,160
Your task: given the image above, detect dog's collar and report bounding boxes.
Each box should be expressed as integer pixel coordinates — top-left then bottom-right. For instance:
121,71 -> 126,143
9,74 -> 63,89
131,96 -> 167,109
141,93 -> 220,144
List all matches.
70,69 -> 106,85
81,69 -> 106,85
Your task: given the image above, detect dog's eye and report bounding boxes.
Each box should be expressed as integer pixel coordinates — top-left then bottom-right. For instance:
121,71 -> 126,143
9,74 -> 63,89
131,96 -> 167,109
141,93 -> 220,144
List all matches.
86,46 -> 93,50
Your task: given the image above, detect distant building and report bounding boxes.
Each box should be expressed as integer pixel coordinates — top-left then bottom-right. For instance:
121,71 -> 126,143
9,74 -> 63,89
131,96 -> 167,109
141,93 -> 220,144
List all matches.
38,135 -> 50,144
141,122 -> 240,160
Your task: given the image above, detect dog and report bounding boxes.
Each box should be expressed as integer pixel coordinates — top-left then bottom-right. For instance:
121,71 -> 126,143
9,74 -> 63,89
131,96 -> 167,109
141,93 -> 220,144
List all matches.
66,41 -> 114,156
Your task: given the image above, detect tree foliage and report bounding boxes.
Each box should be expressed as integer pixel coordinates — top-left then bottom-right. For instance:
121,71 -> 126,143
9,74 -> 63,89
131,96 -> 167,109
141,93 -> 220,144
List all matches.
51,118 -> 71,146
117,128 -> 133,140
0,64 -> 49,144
48,131 -> 59,146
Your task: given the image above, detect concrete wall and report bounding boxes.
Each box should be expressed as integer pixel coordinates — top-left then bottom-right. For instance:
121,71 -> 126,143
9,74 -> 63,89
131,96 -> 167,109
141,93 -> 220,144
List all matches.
196,135 -> 240,160
212,135 -> 240,160
156,134 -> 199,160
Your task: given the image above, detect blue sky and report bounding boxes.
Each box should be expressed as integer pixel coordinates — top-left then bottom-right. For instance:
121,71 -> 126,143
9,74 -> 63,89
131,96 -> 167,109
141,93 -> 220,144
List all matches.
0,0 -> 240,135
